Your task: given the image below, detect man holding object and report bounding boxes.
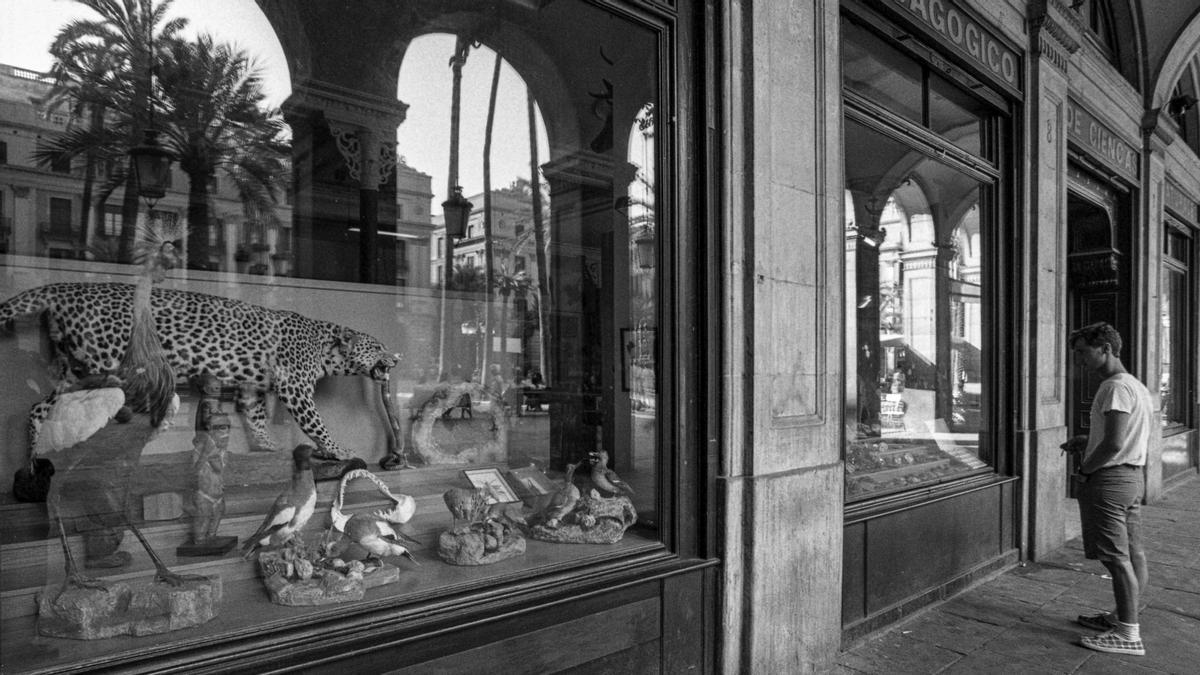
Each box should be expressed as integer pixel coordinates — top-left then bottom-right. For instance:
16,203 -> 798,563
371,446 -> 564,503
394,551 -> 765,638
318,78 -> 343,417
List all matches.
1062,322 -> 1153,656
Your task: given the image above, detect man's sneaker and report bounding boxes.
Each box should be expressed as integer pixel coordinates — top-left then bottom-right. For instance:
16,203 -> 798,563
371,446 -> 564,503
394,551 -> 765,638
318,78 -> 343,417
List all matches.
1080,631 -> 1145,656
1077,612 -> 1117,632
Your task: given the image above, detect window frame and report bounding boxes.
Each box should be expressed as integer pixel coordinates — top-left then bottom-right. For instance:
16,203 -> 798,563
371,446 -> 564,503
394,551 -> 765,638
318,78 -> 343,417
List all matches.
1161,216 -> 1196,433
841,7 -> 1018,512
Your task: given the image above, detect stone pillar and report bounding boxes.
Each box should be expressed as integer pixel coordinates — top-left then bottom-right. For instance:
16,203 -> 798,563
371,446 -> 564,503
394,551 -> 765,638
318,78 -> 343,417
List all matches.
282,80 -> 406,283
721,0 -> 845,671
540,151 -> 637,470
1138,113 -> 1173,502
1026,1 -> 1082,558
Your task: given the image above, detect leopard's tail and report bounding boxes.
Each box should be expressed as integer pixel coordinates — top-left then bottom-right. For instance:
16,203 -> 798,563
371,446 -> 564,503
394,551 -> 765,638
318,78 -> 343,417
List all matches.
0,285 -> 57,327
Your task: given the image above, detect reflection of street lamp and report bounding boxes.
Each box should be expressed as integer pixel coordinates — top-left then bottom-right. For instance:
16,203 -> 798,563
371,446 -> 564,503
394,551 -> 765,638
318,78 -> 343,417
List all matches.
461,320 -> 483,376
130,129 -> 172,209
442,185 -> 473,239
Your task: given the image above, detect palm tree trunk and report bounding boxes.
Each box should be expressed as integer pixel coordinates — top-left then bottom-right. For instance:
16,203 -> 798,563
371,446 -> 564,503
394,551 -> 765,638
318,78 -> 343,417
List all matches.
526,92 -> 551,384
439,36 -> 470,376
481,52 -> 502,377
185,169 -> 211,268
77,104 -> 103,252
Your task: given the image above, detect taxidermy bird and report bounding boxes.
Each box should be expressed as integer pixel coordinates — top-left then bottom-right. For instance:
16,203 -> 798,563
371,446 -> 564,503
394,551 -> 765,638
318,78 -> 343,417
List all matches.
543,461 -> 581,528
40,222 -> 200,599
241,445 -> 317,559
121,219 -> 184,428
442,486 -> 490,532
329,468 -> 419,565
587,450 -> 635,497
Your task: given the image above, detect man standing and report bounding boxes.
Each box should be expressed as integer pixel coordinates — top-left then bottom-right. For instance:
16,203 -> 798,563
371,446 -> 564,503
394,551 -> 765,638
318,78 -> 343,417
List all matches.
1064,322 -> 1153,656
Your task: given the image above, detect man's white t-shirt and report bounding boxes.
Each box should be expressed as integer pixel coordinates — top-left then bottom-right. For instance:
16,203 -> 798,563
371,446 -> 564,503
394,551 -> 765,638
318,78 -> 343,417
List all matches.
1084,373 -> 1154,468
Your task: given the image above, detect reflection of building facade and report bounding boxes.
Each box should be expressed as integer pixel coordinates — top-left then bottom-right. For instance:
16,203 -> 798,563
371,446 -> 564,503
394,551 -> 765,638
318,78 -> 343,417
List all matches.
0,64 -> 294,273
1,1 -> 1199,673
394,159 -> 434,288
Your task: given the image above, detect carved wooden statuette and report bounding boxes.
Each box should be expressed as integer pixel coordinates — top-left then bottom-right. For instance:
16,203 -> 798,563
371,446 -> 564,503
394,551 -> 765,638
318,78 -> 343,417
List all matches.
177,375 -> 238,557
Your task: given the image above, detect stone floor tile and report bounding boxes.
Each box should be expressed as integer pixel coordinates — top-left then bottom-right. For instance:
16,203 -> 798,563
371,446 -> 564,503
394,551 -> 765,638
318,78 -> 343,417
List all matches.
940,587 -> 1041,627
938,649 -> 1064,675
890,610 -> 1007,653
1145,586 -> 1200,621
977,620 -> 1092,673
982,573 -> 1073,605
1008,562 -> 1089,588
1146,561 -> 1200,594
1119,606 -> 1200,675
1072,654 -> 1175,674
836,633 -> 964,675
1052,574 -> 1117,610
1140,539 -> 1200,567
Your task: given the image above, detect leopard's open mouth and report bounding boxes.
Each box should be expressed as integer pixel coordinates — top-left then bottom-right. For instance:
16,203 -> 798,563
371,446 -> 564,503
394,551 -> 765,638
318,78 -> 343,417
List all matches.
370,361 -> 392,381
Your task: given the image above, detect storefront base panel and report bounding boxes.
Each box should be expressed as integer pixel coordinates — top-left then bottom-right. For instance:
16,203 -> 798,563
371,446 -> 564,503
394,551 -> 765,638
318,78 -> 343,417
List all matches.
841,478 -> 1019,639
4,559 -> 716,674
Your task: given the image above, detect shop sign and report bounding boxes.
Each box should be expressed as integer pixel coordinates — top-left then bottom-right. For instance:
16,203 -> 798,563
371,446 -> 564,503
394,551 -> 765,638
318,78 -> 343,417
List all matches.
1067,101 -> 1139,183
890,0 -> 1020,93
1164,179 -> 1198,224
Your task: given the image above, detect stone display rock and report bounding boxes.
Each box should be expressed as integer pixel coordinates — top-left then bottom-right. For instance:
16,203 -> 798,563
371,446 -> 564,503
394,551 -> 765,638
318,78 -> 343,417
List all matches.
437,527 -> 526,565
529,493 -> 637,544
36,575 -> 221,639
257,551 -> 400,606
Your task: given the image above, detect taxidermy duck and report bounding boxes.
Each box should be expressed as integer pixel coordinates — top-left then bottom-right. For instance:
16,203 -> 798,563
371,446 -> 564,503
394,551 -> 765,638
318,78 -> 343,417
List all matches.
242,444 -> 317,559
587,450 -> 635,497
543,461 -> 581,528
329,468 -> 419,565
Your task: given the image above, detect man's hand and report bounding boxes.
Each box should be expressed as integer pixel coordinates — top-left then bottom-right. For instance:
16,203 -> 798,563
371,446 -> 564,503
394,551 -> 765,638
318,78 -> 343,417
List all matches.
1060,435 -> 1087,455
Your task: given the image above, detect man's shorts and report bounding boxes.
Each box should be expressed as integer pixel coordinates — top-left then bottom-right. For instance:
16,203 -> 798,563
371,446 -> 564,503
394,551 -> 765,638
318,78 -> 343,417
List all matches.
1077,464 -> 1144,563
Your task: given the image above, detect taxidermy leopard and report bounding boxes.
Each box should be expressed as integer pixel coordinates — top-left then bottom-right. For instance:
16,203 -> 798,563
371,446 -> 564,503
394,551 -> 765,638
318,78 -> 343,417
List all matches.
0,282 -> 399,461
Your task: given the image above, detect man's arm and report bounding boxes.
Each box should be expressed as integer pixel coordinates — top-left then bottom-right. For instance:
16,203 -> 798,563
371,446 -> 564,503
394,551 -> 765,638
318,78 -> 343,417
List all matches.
1078,409 -> 1130,474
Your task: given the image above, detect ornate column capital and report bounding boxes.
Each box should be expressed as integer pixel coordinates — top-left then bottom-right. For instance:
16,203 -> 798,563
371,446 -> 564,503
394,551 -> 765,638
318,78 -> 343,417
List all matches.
1030,0 -> 1082,75
283,78 -> 408,189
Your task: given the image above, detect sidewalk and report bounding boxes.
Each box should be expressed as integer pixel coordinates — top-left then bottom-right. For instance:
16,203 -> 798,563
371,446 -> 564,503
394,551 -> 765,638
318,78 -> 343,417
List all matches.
836,472 -> 1200,674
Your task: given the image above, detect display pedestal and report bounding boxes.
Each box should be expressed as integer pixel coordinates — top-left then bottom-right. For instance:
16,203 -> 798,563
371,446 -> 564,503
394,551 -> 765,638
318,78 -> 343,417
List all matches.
176,535 -> 238,557
529,493 -> 637,544
36,575 -> 222,639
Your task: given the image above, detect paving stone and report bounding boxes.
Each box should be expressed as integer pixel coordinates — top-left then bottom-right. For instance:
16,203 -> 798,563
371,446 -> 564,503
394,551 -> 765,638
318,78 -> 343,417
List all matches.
1072,654 -> 1176,674
889,609 -> 1007,653
1127,605 -> 1200,674
836,633 -> 964,675
977,620 -> 1092,673
1146,561 -> 1200,594
940,587 -> 1041,627
1145,586 -> 1200,621
1053,574 -> 1117,610
937,649 -> 1063,675
981,573 -> 1071,605
1008,562 -> 1088,588
1140,539 -> 1199,567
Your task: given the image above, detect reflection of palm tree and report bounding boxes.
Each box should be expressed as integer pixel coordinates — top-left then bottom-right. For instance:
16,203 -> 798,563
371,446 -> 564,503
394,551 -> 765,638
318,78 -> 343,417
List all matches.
39,0 -> 189,262
526,91 -> 551,383
494,264 -> 531,372
439,35 -> 472,375
157,35 -> 288,269
481,52 -> 503,376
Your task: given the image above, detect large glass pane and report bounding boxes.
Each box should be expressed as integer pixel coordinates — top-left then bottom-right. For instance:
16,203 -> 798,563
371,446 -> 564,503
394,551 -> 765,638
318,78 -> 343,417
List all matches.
844,119 -> 990,500
0,0 -> 661,668
929,73 -> 985,156
842,18 -> 923,126
1160,263 -> 1189,427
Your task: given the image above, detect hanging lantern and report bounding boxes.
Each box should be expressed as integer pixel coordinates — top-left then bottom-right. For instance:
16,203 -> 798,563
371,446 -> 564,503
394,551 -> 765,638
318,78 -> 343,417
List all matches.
635,225 -> 656,269
129,129 -> 173,206
442,185 -> 473,239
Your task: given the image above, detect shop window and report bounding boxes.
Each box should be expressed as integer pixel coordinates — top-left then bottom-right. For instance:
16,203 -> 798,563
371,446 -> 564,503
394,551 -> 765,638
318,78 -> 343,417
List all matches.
1,0 -> 670,670
842,15 -> 1004,502
1160,222 -> 1194,429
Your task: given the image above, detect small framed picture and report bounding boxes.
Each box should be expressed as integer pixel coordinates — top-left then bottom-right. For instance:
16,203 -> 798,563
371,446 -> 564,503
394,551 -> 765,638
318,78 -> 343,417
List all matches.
461,468 -> 522,504
507,465 -> 556,497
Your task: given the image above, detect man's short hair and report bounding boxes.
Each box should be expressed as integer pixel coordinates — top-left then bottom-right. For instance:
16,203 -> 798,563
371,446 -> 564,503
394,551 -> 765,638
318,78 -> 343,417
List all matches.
1069,321 -> 1122,357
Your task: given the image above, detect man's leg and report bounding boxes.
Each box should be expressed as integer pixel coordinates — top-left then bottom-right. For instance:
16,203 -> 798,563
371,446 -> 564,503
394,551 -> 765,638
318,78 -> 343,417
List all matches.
1100,557 -> 1139,625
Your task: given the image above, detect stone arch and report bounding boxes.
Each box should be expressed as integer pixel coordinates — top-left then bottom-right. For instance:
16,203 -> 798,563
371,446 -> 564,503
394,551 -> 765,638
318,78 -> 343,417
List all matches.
1150,12 -> 1200,110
